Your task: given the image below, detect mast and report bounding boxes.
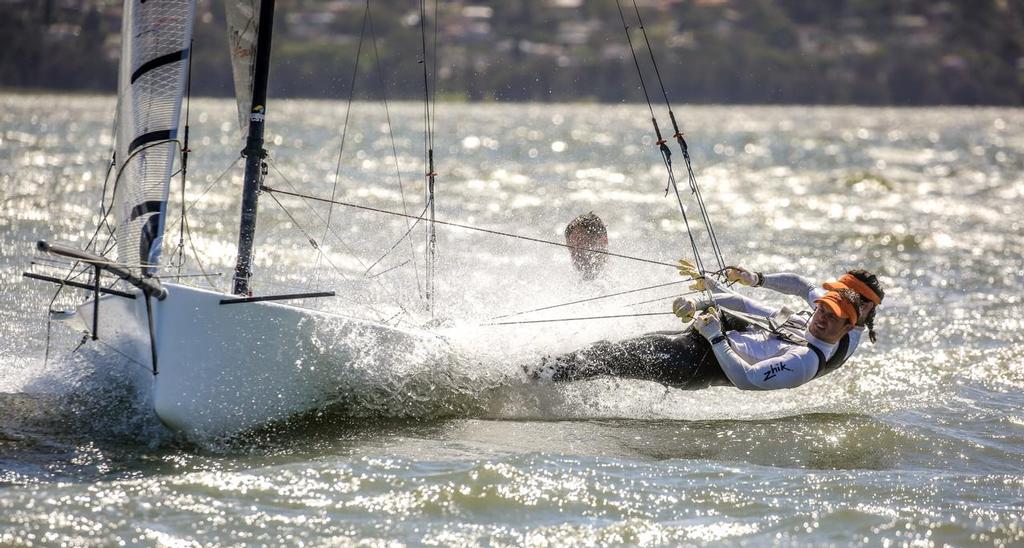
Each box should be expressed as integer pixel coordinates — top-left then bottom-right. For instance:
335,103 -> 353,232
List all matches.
232,0 -> 276,295
420,0 -> 437,317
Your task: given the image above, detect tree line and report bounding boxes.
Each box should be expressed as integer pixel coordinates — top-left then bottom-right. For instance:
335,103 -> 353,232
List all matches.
2,0 -> 1021,106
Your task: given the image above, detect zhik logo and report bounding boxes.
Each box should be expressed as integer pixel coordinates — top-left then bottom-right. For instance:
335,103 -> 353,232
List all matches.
763,362 -> 792,381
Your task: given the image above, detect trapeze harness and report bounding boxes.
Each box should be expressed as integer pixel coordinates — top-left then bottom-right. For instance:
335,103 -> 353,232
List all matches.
724,307 -> 852,380
537,307 -> 851,390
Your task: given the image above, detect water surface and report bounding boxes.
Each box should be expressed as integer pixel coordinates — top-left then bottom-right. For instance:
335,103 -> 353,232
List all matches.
2,94 -> 1023,544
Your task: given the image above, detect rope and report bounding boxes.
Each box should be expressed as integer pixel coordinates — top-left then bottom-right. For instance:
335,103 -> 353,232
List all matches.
487,279 -> 688,321
262,165 -> 416,324
629,0 -> 726,271
367,3 -> 421,295
483,311 -> 674,327
261,185 -> 681,269
362,204 -> 428,277
316,2 -> 370,291
419,0 -> 439,317
614,0 -> 718,302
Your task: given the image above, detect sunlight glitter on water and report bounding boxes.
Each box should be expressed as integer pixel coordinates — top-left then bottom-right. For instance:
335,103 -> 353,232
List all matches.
2,95 -> 1024,544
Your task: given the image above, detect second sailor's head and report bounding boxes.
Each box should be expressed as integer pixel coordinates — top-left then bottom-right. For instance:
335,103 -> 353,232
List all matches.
565,212 -> 608,280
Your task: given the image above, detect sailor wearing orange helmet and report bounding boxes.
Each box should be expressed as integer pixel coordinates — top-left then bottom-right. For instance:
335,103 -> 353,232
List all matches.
527,262 -> 885,391
674,262 -> 885,389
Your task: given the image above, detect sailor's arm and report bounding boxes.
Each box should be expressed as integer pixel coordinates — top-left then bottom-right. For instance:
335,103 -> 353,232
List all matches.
726,266 -> 819,305
674,261 -> 777,318
708,338 -> 818,390
693,308 -> 817,390
706,277 -> 777,317
760,273 -> 815,298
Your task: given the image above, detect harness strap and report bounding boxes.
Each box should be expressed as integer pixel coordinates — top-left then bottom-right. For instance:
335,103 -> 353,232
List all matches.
721,308 -> 851,378
809,332 -> 851,379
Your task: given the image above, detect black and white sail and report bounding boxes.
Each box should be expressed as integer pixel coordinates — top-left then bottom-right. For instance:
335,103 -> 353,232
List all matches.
112,0 -> 196,275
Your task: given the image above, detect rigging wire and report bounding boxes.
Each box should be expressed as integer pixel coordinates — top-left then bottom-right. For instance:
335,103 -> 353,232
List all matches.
264,160 -> 417,324
622,286 -> 712,308
362,204 -> 429,278
315,2 -> 370,291
172,38 -> 195,281
163,155 -> 242,235
487,279 -> 689,321
419,0 -> 439,318
483,311 -> 674,327
366,259 -> 410,280
629,0 -> 725,271
161,153 -> 242,292
181,212 -> 221,291
263,188 -> 403,324
488,271 -> 732,325
83,76 -> 124,259
266,158 -> 371,278
366,3 -> 422,295
43,137 -> 189,317
613,0 -> 718,301
261,185 -> 686,270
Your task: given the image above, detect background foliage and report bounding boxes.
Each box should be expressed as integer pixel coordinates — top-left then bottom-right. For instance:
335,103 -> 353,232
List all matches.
2,0 -> 1022,105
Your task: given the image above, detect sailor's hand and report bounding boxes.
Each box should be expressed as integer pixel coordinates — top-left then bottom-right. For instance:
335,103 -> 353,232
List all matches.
672,297 -> 698,322
694,307 -> 723,340
678,258 -> 706,291
724,266 -> 759,286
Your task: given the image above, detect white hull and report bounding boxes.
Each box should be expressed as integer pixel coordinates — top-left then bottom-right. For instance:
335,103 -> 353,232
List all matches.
78,283 -> 439,440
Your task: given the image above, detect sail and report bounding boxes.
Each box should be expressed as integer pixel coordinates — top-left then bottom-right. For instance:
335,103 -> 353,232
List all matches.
112,0 -> 196,275
225,0 -> 260,136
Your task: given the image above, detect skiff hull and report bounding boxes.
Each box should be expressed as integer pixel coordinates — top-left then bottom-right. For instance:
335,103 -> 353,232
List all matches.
77,283 -> 439,440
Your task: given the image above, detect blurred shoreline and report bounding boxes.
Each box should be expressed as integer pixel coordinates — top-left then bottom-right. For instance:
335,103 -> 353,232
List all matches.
3,0 -> 1022,106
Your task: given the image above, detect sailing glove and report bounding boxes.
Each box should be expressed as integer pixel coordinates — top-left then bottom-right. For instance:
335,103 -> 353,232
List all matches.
672,297 -> 698,322
724,266 -> 762,286
677,258 -> 707,291
694,307 -> 723,340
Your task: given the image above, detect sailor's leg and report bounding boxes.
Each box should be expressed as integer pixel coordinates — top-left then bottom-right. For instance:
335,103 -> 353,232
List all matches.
528,329 -> 729,388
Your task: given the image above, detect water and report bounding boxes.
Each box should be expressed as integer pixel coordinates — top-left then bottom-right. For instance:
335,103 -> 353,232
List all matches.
2,93 -> 1023,545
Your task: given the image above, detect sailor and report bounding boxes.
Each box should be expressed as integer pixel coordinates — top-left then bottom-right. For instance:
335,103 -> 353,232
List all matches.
564,212 -> 608,281
527,263 -> 885,390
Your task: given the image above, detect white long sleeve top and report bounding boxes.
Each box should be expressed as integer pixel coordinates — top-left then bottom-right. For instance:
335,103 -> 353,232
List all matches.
705,273 -> 864,390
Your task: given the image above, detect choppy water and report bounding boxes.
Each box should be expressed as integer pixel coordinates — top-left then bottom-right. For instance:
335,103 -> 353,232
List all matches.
2,93 -> 1023,545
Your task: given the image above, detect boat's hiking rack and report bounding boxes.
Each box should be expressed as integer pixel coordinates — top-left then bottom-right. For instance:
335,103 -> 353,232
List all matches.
24,240 -> 337,375
33,240 -> 168,300
24,240 -> 165,373
28,241 -> 337,305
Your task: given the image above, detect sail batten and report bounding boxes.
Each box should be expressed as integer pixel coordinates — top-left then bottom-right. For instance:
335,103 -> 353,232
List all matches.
112,0 -> 196,274
130,49 -> 190,84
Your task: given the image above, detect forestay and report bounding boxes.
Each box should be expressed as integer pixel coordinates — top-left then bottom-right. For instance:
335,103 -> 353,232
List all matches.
112,0 -> 196,275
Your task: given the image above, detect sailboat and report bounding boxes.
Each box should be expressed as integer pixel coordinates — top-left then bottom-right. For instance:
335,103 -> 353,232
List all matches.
27,0 -> 442,441
27,0 -> 723,441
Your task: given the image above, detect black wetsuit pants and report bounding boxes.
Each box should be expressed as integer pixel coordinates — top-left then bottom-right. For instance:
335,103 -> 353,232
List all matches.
538,314 -> 750,389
